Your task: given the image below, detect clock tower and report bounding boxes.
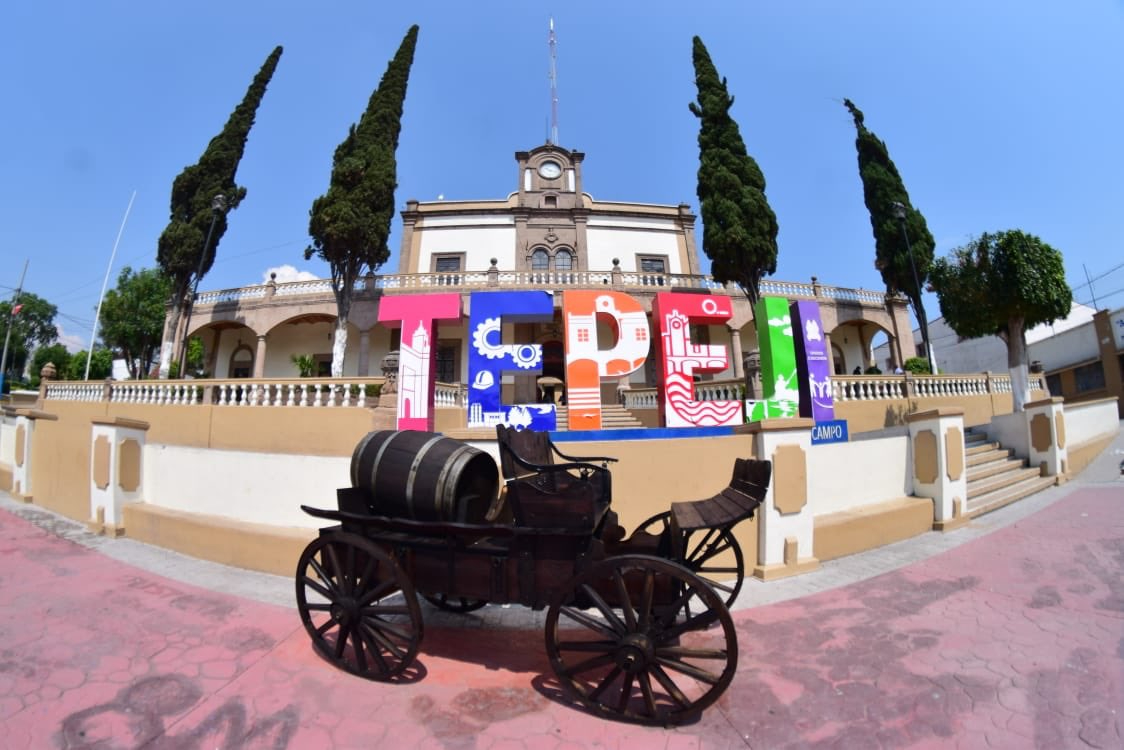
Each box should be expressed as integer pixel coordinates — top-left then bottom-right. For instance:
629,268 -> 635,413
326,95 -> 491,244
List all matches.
514,144 -> 588,271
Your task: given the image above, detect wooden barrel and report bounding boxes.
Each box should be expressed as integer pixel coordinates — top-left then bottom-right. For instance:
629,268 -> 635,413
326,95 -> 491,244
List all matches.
349,431 -> 499,524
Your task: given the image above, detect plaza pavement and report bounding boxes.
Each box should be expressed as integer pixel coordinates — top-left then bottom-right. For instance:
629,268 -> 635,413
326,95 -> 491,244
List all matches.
0,429 -> 1121,749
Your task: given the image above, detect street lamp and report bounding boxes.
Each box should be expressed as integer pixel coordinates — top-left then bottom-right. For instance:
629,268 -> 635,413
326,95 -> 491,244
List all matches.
891,201 -> 934,374
178,194 -> 226,378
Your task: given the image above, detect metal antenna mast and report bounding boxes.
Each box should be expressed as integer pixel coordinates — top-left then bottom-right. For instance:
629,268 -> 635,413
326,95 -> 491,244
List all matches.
548,17 -> 559,145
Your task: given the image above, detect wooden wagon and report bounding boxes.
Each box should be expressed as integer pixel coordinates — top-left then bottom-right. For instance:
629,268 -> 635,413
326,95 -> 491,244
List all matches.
296,428 -> 770,724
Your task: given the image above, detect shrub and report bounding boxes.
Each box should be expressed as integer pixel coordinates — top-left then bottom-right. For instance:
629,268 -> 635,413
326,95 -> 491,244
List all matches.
903,357 -> 930,375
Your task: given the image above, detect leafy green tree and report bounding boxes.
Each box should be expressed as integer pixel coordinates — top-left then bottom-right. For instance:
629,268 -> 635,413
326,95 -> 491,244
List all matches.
99,266 -> 172,379
156,46 -> 283,377
67,349 -> 113,381
689,36 -> 778,313
1,292 -> 58,383
30,343 -> 71,386
843,99 -> 936,369
307,26 -> 418,377
929,230 -> 1071,411
168,337 -> 206,379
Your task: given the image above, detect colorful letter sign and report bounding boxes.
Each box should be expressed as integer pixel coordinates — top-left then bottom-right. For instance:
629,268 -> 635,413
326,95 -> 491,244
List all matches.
790,300 -> 835,422
466,291 -> 556,430
562,291 -> 650,430
371,288 -> 841,433
746,296 -> 799,421
377,293 -> 461,431
652,292 -> 742,427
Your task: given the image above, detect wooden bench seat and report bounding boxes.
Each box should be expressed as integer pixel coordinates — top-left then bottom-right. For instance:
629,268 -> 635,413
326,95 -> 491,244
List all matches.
670,458 -> 770,531
495,425 -> 617,531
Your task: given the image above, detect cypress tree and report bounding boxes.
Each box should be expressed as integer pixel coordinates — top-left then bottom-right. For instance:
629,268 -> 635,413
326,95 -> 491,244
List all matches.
307,25 -> 419,377
843,99 -> 936,365
156,45 -> 283,377
689,36 -> 778,312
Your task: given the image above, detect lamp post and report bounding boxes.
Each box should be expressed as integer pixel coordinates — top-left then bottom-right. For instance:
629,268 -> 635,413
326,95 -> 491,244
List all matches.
177,194 -> 226,378
891,201 -> 934,374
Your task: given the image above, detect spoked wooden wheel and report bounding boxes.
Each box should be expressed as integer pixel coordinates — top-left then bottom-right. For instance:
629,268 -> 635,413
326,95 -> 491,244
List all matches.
545,555 -> 737,725
296,532 -> 423,680
636,512 -> 745,608
423,594 -> 488,613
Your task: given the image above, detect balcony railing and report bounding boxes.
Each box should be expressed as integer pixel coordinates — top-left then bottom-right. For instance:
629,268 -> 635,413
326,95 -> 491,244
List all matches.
190,272 -> 895,308
42,372 -> 1045,414
619,372 -> 1047,409
39,377 -> 475,410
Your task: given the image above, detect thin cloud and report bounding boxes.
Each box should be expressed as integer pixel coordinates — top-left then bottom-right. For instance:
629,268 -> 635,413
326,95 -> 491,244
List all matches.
262,265 -> 320,284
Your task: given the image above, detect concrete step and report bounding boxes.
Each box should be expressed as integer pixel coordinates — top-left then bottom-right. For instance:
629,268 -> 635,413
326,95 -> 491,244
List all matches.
967,456 -> 1029,482
966,441 -> 1000,456
966,474 -> 1057,519
958,429 -> 1057,518
967,466 -> 1044,497
967,448 -> 1015,468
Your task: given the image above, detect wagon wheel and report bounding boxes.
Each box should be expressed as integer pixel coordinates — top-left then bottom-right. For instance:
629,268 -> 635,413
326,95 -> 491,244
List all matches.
295,532 -> 423,680
545,555 -> 737,725
635,512 -> 745,608
423,594 -> 489,614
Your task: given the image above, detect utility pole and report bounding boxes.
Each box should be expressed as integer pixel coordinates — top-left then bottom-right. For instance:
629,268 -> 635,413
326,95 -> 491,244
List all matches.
0,259 -> 30,396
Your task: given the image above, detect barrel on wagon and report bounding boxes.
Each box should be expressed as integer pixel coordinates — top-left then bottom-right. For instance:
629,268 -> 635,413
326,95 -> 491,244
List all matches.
349,430 -> 499,523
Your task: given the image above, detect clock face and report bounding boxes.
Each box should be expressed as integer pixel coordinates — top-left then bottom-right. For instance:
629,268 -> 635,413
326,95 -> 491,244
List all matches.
538,160 -> 562,179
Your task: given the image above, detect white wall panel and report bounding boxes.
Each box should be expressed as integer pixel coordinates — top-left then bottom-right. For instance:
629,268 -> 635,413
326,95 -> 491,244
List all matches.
418,226 -> 516,271
144,444 -> 348,529
585,228 -> 681,273
806,436 -> 912,516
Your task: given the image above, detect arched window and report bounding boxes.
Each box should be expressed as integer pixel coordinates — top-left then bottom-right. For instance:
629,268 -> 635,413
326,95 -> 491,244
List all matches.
531,248 -> 550,270
555,249 -> 573,271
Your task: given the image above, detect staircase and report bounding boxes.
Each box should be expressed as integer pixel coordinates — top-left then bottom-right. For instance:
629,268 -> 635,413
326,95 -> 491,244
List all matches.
964,429 -> 1056,518
554,404 -> 645,431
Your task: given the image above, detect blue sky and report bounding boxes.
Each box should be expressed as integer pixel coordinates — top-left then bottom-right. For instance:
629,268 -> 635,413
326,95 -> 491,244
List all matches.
3,1 -> 1123,351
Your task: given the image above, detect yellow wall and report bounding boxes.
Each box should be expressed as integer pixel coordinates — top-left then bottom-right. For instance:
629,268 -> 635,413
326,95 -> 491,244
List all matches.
834,391 -> 1019,433
30,402 -> 108,519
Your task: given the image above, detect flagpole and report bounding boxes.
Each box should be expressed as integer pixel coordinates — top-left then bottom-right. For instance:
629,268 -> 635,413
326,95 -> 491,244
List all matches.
0,259 -> 30,397
85,191 -> 137,381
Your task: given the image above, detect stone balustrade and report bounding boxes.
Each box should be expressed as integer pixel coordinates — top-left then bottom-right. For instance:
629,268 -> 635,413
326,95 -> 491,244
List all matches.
622,372 -> 1047,409
42,372 -> 1046,414
186,271 -> 897,308
38,377 -> 479,410
434,382 -> 467,408
43,382 -> 106,402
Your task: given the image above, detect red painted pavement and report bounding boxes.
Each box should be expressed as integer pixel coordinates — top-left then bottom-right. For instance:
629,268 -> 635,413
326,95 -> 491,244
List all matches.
1,486 -> 1121,749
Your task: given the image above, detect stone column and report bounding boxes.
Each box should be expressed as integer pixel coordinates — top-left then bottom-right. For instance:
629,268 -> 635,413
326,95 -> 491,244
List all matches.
1024,397 -> 1068,480
728,327 -> 744,380
748,418 -> 820,580
205,328 -> 223,378
88,417 -> 150,536
906,407 -> 967,531
357,329 -> 371,377
678,203 -> 700,276
7,408 -> 57,502
253,334 -> 268,379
